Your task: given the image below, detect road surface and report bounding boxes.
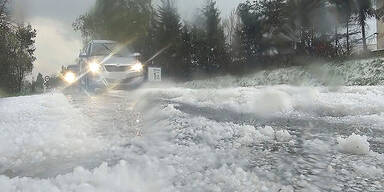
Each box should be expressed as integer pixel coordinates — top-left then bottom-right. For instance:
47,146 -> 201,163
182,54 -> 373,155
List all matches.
1,83 -> 384,191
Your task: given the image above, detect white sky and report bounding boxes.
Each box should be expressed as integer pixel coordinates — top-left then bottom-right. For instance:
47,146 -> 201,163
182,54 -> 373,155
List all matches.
12,0 -> 376,77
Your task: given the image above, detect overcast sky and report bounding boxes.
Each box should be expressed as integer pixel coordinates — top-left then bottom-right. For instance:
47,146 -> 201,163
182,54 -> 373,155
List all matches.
13,0 -> 376,76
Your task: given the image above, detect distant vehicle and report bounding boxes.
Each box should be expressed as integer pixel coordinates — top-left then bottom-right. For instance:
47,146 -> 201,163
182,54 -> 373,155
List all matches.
78,40 -> 145,91
63,65 -> 80,86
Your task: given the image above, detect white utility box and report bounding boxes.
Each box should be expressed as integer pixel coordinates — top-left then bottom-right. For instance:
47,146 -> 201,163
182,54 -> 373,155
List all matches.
148,67 -> 162,82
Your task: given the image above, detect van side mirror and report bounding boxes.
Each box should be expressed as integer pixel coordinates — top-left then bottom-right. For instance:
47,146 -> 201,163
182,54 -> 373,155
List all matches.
79,52 -> 88,58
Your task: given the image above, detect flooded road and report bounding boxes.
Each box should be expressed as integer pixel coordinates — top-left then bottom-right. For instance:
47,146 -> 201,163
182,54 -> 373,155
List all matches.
1,84 -> 383,191
65,85 -> 384,191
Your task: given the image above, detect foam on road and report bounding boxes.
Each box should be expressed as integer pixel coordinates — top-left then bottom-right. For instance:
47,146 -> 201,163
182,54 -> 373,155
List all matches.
0,93 -> 104,177
0,92 -> 294,192
1,84 -> 384,191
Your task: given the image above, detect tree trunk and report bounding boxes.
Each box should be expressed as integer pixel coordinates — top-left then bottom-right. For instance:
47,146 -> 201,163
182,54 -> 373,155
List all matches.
346,22 -> 349,53
335,26 -> 338,47
361,18 -> 368,52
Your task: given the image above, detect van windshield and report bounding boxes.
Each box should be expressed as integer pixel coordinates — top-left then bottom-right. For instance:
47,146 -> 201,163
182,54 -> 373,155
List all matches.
91,43 -> 131,57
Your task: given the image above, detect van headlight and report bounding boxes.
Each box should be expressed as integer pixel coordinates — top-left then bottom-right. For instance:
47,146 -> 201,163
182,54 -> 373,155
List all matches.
132,63 -> 143,72
64,72 -> 76,84
89,61 -> 101,73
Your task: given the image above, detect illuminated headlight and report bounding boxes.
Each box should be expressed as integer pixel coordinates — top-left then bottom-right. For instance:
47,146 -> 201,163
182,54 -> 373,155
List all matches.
64,72 -> 76,84
89,62 -> 101,73
132,63 -> 143,72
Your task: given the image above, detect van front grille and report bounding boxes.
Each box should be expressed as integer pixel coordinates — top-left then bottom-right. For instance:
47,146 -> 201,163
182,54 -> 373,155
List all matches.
105,65 -> 130,72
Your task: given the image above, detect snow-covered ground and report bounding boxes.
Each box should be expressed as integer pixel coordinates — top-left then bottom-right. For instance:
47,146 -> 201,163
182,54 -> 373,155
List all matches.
183,58 -> 384,88
1,84 -> 383,191
1,59 -> 384,191
0,93 -> 105,178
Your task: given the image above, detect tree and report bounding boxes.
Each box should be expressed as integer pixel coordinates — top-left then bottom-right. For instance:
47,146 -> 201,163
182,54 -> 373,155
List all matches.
73,0 -> 153,46
0,0 -> 36,94
179,25 -> 193,78
72,0 -> 378,78
232,0 -> 347,67
35,73 -> 44,91
201,0 -> 230,73
13,25 -> 36,92
285,0 -> 329,52
152,0 -> 183,78
0,0 -> 8,17
223,9 -> 239,45
233,0 -> 265,69
354,0 -> 374,52
258,0 -> 291,55
329,0 -> 362,54
189,25 -> 209,73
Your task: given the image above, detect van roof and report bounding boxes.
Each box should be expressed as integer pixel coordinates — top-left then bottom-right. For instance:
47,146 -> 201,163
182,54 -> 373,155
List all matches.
90,40 -> 117,44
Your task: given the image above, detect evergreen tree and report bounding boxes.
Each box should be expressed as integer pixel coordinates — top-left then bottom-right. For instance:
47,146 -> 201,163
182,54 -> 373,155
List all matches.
258,0 -> 291,56
35,73 -> 44,91
153,0 -> 182,78
73,0 -> 152,45
233,1 -> 264,68
179,26 -> 193,78
201,0 -> 230,74
189,25 -> 208,74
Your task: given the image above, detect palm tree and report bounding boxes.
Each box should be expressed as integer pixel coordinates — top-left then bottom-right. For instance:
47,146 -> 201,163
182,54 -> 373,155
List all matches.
354,0 -> 375,52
